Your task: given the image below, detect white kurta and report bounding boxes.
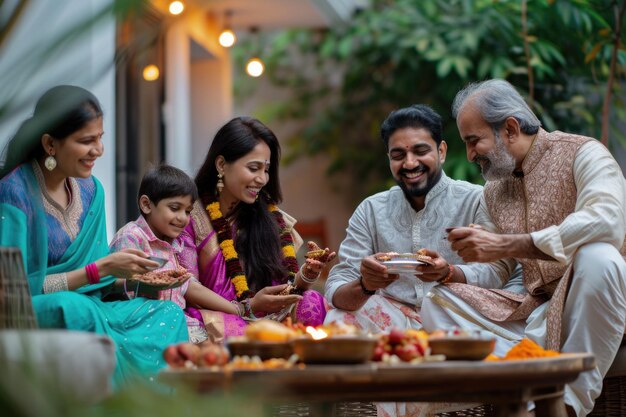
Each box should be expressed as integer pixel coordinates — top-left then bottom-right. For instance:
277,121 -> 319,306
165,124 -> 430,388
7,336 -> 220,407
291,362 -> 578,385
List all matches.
423,140 -> 626,417
325,172 -> 521,417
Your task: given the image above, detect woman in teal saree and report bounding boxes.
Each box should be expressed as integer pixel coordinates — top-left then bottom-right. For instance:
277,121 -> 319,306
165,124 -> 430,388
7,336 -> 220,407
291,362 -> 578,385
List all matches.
0,85 -> 188,387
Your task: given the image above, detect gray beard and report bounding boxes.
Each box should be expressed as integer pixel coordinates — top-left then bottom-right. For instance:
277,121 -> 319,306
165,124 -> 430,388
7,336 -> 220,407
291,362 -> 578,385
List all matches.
480,131 -> 517,181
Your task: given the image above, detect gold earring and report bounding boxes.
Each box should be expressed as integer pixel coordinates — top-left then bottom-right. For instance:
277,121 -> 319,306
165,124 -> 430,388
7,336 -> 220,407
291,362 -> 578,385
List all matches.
44,154 -> 57,171
216,172 -> 224,195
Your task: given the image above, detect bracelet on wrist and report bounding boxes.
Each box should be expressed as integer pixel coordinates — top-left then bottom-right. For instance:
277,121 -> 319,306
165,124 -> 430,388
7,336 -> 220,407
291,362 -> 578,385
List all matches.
240,298 -> 257,319
438,264 -> 454,284
85,262 -> 101,284
359,276 -> 376,296
230,300 -> 244,317
299,264 -> 319,284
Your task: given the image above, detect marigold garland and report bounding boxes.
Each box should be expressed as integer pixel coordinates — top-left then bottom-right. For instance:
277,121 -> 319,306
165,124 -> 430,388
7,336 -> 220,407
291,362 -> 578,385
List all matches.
206,200 -> 299,300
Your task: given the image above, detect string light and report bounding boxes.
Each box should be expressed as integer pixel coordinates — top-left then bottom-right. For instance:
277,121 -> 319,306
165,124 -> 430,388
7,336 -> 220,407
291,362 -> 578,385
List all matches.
142,65 -> 160,81
169,1 -> 184,15
219,29 -> 236,48
218,10 -> 236,48
246,58 -> 264,77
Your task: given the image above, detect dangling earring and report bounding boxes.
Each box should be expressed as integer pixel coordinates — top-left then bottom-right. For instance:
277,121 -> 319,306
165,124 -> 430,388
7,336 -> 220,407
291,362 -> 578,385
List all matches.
44,154 -> 57,171
216,172 -> 224,195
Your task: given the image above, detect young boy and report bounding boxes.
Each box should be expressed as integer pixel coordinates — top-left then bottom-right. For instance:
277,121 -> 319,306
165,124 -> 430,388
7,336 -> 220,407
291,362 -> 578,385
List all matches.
110,164 -> 239,343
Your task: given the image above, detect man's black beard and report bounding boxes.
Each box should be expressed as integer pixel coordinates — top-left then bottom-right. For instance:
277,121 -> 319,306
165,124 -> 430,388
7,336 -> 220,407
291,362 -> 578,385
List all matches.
397,167 -> 442,199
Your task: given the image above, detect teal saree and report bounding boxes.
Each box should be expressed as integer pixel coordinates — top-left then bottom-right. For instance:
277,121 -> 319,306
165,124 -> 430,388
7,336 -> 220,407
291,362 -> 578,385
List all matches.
0,163 -> 188,387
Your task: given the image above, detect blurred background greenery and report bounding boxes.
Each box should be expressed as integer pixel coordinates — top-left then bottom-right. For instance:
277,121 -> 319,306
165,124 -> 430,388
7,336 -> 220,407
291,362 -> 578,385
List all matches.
233,0 -> 626,202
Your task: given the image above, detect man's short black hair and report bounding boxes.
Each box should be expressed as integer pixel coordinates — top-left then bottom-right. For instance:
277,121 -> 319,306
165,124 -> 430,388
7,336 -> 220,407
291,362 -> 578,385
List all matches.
380,104 -> 443,147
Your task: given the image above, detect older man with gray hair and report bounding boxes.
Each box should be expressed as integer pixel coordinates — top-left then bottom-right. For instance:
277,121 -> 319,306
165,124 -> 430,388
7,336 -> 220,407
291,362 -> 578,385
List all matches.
422,79 -> 626,417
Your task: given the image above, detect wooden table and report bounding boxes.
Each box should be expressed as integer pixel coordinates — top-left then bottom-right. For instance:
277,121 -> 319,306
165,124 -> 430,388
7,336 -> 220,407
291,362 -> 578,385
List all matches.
159,353 -> 595,417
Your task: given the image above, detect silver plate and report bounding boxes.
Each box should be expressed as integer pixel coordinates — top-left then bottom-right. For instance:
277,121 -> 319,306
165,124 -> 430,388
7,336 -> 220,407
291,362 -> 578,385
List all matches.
146,256 -> 168,270
381,258 -> 425,274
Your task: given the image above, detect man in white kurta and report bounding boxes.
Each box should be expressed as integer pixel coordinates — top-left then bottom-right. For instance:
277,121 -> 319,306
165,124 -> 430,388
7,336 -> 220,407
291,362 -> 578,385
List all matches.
324,104 -> 520,417
422,79 -> 626,417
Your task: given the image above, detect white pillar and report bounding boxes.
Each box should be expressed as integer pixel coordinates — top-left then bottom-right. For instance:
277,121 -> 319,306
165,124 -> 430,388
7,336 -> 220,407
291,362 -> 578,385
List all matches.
164,22 -> 192,174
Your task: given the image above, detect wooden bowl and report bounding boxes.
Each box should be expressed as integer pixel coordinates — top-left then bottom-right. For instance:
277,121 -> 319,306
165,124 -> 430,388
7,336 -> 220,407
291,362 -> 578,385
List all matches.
226,340 -> 293,360
292,336 -> 377,364
428,336 -> 496,361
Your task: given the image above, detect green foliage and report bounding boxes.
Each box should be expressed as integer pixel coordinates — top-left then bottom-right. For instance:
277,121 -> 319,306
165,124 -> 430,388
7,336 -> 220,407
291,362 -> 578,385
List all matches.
0,0 -> 151,132
0,364 -> 264,417
234,0 -> 626,203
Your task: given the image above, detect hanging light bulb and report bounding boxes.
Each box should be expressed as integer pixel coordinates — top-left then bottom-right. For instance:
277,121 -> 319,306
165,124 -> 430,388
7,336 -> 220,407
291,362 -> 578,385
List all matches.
142,64 -> 160,81
218,10 -> 236,48
169,1 -> 184,15
219,29 -> 236,48
246,57 -> 264,77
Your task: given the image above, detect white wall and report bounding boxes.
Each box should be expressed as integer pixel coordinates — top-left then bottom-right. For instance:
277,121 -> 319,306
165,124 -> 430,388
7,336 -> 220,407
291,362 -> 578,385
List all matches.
190,58 -> 233,173
163,8 -> 231,176
0,0 -> 117,238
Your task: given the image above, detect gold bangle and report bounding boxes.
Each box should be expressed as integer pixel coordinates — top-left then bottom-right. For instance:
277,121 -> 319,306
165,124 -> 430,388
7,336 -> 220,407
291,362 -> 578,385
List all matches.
438,264 -> 454,284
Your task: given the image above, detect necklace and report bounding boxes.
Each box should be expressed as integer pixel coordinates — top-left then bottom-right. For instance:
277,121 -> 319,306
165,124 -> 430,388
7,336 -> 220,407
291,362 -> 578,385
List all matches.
206,200 -> 299,300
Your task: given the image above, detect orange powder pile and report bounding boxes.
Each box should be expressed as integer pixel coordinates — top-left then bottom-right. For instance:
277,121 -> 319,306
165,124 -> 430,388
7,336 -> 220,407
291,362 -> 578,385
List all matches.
486,338 -> 560,361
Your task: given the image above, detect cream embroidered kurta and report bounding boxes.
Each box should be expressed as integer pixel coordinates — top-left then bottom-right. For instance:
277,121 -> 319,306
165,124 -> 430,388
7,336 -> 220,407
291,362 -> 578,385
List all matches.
424,132 -> 626,417
444,133 -> 626,340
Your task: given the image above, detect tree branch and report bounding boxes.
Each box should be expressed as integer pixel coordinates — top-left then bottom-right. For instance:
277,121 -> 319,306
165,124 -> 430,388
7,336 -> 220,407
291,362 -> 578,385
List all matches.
522,0 -> 534,106
601,0 -> 625,146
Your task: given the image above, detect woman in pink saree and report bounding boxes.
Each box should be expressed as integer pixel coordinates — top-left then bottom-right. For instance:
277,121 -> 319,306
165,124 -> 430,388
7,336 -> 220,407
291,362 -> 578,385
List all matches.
178,117 -> 334,343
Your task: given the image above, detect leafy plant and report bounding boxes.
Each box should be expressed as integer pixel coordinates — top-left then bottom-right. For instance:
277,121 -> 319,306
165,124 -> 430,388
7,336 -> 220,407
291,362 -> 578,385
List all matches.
234,0 -> 626,203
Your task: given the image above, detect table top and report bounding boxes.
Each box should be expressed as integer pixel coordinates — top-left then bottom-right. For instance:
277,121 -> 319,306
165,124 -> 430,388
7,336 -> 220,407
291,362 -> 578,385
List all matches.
159,352 -> 595,404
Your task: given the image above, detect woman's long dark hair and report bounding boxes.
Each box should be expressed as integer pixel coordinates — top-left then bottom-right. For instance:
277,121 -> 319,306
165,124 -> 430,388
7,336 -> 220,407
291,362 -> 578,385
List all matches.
195,117 -> 286,291
0,85 -> 103,179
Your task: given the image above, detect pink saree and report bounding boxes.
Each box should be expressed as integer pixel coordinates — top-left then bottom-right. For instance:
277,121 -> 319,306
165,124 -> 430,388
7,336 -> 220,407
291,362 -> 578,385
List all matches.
178,201 -> 326,343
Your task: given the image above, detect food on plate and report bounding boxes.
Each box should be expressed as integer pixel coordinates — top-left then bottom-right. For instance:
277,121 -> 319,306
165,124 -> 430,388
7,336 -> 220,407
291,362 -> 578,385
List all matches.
374,252 -> 400,262
131,267 -> 192,287
414,249 -> 435,265
226,355 -> 300,370
163,341 -> 230,369
245,319 -> 298,342
372,328 -> 430,363
374,250 -> 435,266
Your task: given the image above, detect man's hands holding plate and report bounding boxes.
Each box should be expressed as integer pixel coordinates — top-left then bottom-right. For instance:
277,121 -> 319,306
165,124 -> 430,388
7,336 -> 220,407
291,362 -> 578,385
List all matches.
372,249 -> 451,283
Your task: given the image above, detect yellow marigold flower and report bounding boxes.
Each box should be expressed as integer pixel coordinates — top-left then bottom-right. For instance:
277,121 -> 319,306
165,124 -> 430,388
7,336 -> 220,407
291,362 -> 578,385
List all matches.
268,204 -> 278,212
232,275 -> 249,295
220,240 -> 237,260
282,245 -> 296,258
206,202 -> 222,220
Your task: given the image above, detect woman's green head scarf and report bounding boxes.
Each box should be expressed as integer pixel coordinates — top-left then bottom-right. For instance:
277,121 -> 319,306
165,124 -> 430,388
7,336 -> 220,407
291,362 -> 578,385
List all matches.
0,85 -> 103,178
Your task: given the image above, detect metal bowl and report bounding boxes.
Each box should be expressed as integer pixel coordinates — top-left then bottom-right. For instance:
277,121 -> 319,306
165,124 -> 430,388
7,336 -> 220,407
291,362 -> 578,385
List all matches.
428,336 -> 495,361
226,340 -> 293,360
292,336 -> 377,364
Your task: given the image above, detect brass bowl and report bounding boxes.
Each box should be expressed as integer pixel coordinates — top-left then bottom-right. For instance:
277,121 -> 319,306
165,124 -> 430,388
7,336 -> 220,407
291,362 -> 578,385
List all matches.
428,336 -> 496,361
226,340 -> 293,360
292,336 -> 377,364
